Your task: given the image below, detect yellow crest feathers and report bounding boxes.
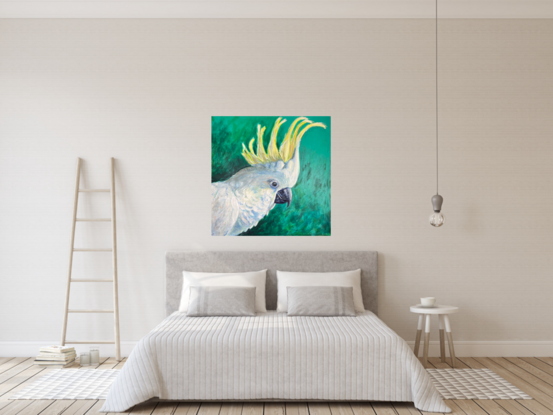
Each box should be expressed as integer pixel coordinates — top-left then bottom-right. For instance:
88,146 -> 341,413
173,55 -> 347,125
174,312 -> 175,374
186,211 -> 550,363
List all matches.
241,117 -> 326,166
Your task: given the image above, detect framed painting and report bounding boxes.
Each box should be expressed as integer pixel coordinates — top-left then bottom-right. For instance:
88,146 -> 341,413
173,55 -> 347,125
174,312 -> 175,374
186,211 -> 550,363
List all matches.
212,116 -> 331,236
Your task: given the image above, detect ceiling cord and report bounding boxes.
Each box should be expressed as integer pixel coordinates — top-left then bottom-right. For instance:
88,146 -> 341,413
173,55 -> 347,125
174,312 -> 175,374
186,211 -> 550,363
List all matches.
435,0 -> 439,195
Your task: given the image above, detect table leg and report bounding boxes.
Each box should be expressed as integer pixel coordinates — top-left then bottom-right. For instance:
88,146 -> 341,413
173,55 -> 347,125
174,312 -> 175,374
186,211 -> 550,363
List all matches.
423,314 -> 431,368
413,314 -> 423,357
439,315 -> 446,363
444,315 -> 456,368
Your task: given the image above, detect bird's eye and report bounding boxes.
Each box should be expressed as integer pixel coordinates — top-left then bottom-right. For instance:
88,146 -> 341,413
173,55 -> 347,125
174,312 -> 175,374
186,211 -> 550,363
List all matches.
270,181 -> 279,189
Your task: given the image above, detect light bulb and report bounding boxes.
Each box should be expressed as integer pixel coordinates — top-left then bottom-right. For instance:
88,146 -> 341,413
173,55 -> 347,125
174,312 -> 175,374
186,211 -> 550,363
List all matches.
430,194 -> 444,227
429,212 -> 445,227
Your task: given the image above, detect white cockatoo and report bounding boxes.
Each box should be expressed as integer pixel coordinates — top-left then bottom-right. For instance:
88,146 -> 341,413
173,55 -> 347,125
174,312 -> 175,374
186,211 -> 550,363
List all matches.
211,117 -> 326,236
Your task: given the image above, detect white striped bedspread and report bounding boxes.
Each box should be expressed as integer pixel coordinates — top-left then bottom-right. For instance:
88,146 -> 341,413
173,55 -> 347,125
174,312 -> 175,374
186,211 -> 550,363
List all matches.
101,311 -> 450,413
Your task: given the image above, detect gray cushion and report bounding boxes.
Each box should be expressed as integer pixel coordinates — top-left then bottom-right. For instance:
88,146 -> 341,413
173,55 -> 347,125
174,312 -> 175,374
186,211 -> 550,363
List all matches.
286,286 -> 356,316
186,286 -> 256,317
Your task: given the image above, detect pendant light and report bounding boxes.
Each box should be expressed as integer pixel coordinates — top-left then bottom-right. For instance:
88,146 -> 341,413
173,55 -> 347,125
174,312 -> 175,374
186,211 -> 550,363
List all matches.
429,0 -> 445,227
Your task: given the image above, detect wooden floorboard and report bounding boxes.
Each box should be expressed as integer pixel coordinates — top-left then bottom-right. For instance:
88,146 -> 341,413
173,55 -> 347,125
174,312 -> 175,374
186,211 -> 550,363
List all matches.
473,400 -> 513,415
0,359 -> 31,376
452,400 -> 488,414
427,357 -> 450,369
83,400 -> 106,415
329,403 -> 355,415
349,403 -> 375,415
493,400 -> 534,415
176,403 -> 201,415
370,403 -> 397,415
242,403 -> 263,415
392,402 -> 423,414
219,403 -> 243,415
131,401 -> 159,414
286,403 -> 308,415
516,398 -> 553,415
0,399 -> 36,415
1,357 -> 553,415
537,357 -> 553,368
97,358 -> 120,370
0,361 -> 36,386
521,357 -> 553,378
10,399 -> 55,415
38,398 -> 75,415
506,357 -> 553,387
456,358 -> 486,370
266,403 -> 286,415
308,403 -> 332,415
152,402 -> 179,415
59,399 -> 99,415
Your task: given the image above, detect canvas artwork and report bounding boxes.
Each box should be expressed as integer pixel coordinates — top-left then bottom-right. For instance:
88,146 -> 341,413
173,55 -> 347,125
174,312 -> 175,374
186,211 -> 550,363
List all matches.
212,116 -> 331,236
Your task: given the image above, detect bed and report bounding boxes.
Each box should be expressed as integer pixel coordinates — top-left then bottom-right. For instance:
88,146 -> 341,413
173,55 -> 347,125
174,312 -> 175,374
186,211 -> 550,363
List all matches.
101,251 -> 450,413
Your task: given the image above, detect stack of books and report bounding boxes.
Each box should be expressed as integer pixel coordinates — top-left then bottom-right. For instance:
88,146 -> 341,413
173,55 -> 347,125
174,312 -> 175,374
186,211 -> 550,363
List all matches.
34,346 -> 76,367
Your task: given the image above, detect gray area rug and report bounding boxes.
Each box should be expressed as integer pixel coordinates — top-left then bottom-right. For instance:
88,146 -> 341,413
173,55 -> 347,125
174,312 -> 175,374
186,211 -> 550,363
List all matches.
10,369 -> 119,400
427,368 -> 532,400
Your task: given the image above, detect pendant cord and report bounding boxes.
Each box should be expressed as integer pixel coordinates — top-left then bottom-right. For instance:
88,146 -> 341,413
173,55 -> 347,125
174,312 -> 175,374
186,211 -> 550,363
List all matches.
435,0 -> 439,195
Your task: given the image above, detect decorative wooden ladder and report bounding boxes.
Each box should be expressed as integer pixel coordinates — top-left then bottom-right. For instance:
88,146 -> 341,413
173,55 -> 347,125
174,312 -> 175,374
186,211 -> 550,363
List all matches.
61,157 -> 121,361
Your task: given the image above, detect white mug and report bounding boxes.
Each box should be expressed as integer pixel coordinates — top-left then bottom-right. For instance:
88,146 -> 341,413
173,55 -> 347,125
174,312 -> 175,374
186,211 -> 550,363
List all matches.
421,297 -> 436,307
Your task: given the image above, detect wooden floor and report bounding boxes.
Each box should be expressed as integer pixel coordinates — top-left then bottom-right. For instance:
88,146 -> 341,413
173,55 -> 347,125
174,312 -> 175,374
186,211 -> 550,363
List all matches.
1,356 -> 553,415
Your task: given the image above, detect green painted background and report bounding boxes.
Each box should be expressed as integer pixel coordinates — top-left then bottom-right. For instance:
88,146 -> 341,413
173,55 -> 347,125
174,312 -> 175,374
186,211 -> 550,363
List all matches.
212,116 -> 331,236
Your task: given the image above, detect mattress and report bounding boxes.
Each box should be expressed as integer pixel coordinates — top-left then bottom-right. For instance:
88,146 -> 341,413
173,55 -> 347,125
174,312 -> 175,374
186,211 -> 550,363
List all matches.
101,311 -> 450,413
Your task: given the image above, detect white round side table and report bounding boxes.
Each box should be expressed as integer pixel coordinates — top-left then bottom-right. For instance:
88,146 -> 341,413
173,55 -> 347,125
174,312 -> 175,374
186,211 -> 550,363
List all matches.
410,305 -> 459,368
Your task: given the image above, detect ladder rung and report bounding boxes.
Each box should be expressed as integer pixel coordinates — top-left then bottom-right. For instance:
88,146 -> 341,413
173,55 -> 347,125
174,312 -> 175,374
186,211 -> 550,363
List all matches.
71,279 -> 114,282
68,309 -> 114,313
65,341 -> 115,344
76,218 -> 111,222
79,189 -> 110,193
73,248 -> 112,252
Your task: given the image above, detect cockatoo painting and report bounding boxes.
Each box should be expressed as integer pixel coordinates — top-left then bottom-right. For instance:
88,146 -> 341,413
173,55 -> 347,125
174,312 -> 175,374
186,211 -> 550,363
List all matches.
212,116 -> 331,236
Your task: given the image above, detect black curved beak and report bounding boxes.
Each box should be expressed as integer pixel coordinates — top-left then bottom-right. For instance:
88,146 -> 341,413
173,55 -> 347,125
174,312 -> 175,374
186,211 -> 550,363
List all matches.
275,187 -> 292,207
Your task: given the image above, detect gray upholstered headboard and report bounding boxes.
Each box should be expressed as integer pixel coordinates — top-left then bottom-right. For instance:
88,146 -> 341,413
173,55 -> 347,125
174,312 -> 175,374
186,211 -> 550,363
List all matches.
166,251 -> 378,316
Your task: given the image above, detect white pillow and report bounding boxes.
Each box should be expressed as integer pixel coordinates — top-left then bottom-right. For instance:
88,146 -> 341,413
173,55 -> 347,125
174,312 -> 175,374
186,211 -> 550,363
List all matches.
276,270 -> 365,312
179,270 -> 267,313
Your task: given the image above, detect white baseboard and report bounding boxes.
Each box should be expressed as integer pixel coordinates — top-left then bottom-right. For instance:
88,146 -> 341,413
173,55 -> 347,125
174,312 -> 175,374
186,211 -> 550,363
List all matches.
1,341 -> 552,358
0,342 -> 137,358
406,340 -> 553,357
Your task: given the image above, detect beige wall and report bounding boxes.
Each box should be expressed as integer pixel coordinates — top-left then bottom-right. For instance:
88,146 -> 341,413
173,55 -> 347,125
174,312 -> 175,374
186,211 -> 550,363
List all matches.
1,19 -> 552,354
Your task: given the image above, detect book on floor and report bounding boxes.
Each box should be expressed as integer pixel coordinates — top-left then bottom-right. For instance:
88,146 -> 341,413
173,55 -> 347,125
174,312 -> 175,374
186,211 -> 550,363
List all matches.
34,358 -> 76,367
35,353 -> 76,362
39,345 -> 75,354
